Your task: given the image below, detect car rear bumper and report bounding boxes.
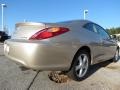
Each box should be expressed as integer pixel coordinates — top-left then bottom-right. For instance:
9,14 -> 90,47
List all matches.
4,39 -> 75,70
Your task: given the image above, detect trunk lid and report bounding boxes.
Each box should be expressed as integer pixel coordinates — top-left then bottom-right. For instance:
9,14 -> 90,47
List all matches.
12,22 -> 46,40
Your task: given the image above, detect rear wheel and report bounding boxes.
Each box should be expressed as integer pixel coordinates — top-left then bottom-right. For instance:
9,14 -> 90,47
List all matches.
69,50 -> 90,81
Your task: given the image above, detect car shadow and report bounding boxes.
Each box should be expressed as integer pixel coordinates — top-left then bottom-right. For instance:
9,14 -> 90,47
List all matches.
88,55 -> 120,77
88,60 -> 112,77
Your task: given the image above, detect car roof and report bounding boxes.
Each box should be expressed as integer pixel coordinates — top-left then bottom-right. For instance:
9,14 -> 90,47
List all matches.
58,19 -> 91,23
55,19 -> 93,26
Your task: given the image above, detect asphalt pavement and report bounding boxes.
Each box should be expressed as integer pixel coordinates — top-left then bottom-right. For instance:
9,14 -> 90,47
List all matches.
0,44 -> 120,90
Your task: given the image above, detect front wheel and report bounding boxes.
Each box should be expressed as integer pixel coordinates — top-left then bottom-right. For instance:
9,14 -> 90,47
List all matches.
69,50 -> 90,81
112,48 -> 119,62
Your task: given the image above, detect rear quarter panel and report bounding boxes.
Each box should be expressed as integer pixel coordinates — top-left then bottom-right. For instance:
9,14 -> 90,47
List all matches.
45,23 -> 104,65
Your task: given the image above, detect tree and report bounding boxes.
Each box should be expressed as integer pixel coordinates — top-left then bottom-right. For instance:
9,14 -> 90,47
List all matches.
107,27 -> 120,35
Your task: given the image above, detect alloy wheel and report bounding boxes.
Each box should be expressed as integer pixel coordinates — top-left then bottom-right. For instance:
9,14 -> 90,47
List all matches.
75,54 -> 89,78
115,49 -> 119,61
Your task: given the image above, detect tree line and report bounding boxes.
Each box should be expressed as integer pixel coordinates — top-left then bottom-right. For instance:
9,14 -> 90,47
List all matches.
107,27 -> 120,35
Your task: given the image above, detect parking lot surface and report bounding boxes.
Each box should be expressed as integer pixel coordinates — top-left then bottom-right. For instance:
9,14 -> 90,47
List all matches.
0,44 -> 120,90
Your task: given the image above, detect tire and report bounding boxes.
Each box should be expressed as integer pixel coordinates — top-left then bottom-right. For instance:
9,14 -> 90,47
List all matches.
112,48 -> 119,62
69,50 -> 90,81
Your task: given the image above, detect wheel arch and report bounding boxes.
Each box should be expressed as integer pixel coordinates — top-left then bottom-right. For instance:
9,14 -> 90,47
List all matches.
69,46 -> 91,71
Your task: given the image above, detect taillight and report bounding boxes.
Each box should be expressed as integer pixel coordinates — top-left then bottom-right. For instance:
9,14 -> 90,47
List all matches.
29,27 -> 69,40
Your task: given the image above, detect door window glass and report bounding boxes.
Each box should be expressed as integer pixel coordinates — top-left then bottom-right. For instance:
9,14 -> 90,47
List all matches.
93,24 -> 110,39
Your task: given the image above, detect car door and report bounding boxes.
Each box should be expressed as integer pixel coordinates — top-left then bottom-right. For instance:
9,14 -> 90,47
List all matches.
93,24 -> 117,60
83,23 -> 107,63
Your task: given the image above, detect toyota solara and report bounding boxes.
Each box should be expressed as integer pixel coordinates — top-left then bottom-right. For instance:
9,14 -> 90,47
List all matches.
4,20 -> 119,81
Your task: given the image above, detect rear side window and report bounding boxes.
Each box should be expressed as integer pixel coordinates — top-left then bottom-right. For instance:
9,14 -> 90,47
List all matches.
84,23 -> 93,32
84,23 -> 98,33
